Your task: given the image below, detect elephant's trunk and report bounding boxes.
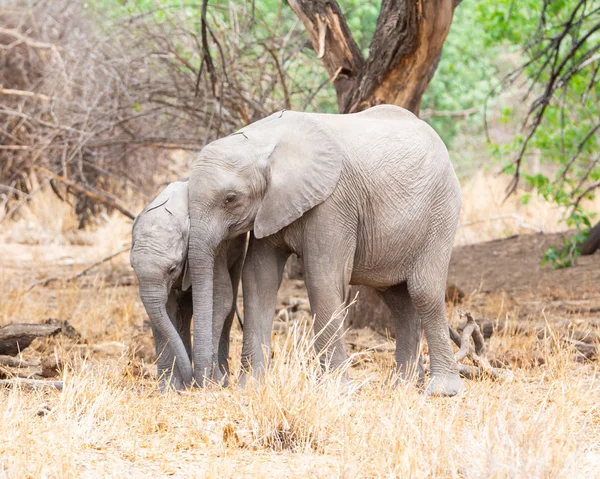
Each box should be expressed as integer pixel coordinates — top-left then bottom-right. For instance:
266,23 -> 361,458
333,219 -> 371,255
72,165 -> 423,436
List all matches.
188,226 -> 218,386
140,286 -> 193,388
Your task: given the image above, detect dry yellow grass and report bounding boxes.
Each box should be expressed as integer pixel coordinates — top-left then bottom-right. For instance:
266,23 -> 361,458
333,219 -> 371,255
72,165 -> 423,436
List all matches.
1,277 -> 599,478
1,173 -> 600,477
457,171 -> 600,246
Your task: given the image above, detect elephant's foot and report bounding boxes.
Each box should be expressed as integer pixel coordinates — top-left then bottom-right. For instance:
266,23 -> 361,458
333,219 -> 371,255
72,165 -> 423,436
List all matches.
239,355 -> 267,389
157,368 -> 188,392
425,372 -> 464,397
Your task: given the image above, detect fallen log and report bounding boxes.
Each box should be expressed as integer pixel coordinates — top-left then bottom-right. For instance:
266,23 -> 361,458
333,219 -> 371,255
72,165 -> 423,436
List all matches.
0,378 -> 63,390
0,323 -> 62,356
569,330 -> 600,344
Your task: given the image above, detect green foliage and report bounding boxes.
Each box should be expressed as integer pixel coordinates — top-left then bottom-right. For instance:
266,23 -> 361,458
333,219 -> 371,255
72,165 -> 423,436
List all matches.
95,0 -> 337,114
542,229 -> 588,269
338,1 -> 381,54
95,0 -> 511,148
476,0 -> 600,264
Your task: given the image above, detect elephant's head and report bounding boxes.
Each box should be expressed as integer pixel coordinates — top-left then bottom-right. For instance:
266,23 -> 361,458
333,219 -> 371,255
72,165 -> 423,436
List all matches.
130,179 -> 193,387
187,110 -> 344,383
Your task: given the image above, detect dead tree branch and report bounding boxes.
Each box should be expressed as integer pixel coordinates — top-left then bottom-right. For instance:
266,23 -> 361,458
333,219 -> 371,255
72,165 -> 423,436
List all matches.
498,0 -> 600,201
420,107 -> 479,119
37,168 -> 135,220
25,246 -> 130,293
1,2 -> 309,223
0,355 -> 37,368
0,87 -> 51,101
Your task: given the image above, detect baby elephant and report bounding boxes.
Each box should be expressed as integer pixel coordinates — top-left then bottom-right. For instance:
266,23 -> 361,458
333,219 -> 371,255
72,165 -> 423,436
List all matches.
130,179 -> 245,391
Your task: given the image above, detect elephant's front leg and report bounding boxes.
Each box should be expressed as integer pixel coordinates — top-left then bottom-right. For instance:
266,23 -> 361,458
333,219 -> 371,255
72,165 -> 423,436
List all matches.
240,234 -> 289,384
211,245 -> 234,385
177,291 -> 193,360
216,237 -> 246,386
303,263 -> 352,372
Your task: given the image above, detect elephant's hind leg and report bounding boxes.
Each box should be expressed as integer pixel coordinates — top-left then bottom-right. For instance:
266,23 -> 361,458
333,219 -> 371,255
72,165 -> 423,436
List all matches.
407,270 -> 463,397
378,283 -> 423,383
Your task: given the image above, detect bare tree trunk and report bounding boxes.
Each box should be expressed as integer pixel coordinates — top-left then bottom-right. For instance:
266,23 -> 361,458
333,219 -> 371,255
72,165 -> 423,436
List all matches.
287,0 -> 460,114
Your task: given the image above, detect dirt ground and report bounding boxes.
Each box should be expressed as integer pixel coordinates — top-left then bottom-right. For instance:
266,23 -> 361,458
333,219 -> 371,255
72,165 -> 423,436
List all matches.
449,232 -> 600,295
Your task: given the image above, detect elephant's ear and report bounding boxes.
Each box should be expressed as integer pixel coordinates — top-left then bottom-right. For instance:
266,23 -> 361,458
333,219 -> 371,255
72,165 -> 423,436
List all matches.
254,115 -> 343,238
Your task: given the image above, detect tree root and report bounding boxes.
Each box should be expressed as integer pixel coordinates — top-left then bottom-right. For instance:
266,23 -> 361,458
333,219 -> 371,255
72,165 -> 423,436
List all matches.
450,310 -> 514,382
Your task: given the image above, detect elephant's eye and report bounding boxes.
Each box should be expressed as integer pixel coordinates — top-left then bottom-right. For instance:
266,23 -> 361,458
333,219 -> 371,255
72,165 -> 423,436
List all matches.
168,265 -> 177,274
224,192 -> 236,205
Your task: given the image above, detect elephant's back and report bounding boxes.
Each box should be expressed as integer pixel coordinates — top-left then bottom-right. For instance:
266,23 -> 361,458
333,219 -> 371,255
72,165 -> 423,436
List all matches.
320,109 -> 453,186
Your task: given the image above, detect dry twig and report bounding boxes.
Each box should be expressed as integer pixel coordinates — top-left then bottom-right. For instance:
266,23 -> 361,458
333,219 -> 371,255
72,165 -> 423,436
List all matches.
0,355 -> 37,368
460,214 -> 543,233
1,1 -> 311,224
37,167 -> 136,220
25,247 -> 130,293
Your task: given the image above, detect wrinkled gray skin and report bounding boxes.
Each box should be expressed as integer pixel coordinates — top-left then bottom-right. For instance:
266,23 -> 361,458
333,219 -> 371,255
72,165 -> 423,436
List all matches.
188,105 -> 464,396
130,179 -> 245,391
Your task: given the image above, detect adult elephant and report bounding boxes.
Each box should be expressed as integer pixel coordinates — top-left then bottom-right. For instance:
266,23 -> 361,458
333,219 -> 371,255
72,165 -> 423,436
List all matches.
188,105 -> 463,396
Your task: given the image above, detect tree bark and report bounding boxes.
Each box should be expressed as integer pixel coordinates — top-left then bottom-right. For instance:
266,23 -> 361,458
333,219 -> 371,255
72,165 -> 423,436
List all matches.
287,0 -> 364,112
581,221 -> 600,255
287,0 -> 460,114
0,323 -> 62,356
